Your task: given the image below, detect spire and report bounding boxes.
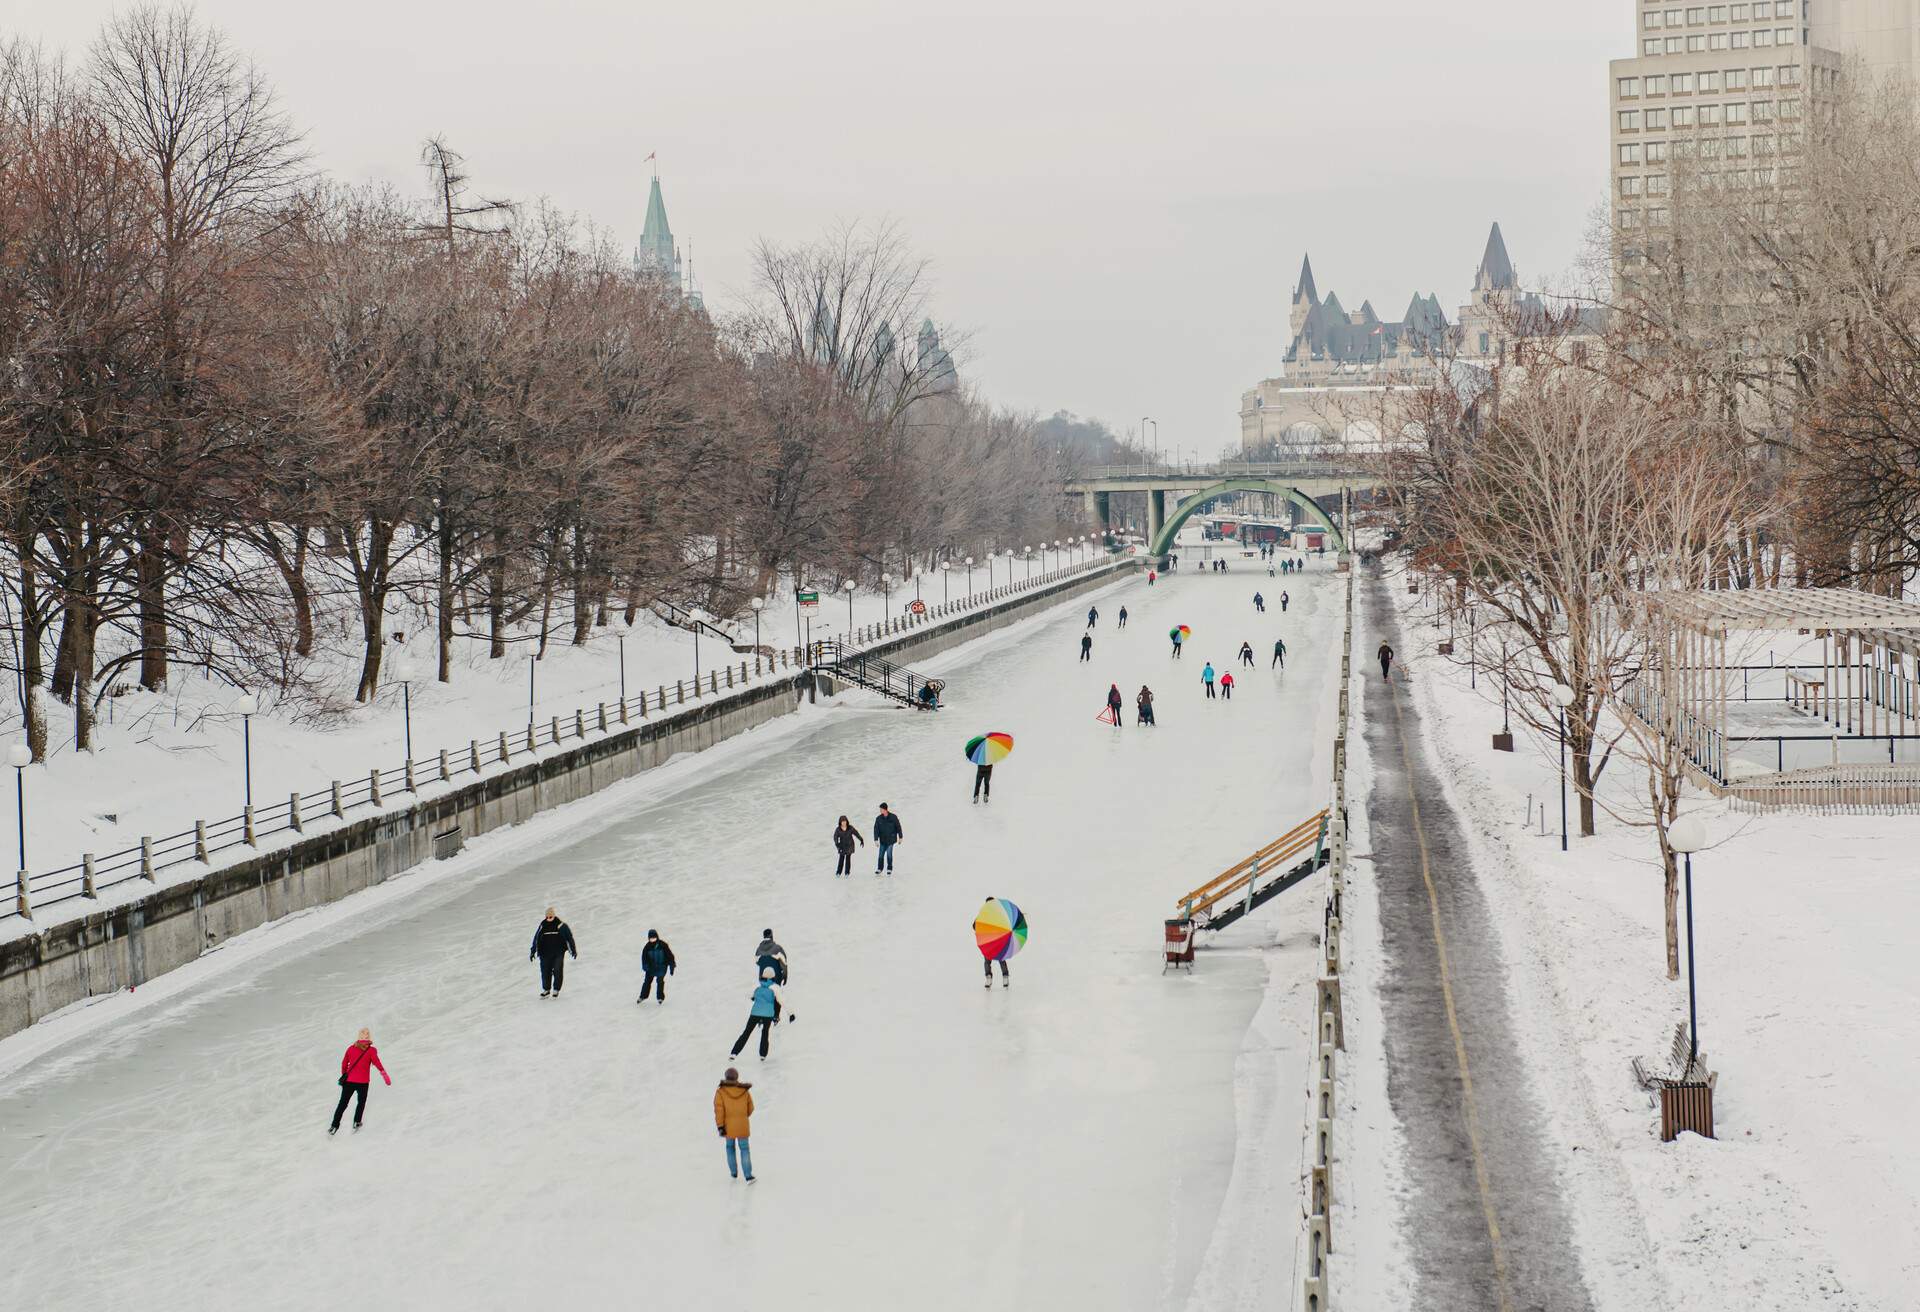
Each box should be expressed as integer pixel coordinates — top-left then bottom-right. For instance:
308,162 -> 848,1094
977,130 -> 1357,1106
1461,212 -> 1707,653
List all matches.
635,174 -> 681,286
1294,254 -> 1320,306
1475,222 -> 1516,292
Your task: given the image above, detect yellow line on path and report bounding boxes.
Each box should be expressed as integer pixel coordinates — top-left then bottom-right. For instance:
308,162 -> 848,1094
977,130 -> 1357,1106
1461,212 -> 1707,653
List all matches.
1385,672 -> 1516,1312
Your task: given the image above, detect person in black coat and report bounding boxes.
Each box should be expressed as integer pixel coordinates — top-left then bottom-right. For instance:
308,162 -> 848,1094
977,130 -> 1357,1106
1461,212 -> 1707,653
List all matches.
530,907 -> 578,997
1079,633 -> 1093,663
832,815 -> 865,876
638,929 -> 676,1004
873,804 -> 904,874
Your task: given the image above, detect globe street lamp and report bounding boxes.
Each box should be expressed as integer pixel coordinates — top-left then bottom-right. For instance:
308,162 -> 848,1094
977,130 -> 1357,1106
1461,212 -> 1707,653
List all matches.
750,597 -> 764,655
689,609 -> 709,683
880,573 -> 891,617
965,556 -> 975,601
941,560 -> 951,605
235,692 -> 258,809
391,661 -> 415,763
1024,546 -> 1034,579
1668,813 -> 1709,1072
8,743 -> 29,888
615,618 -> 630,704
844,578 -> 856,631
1551,682 -> 1575,852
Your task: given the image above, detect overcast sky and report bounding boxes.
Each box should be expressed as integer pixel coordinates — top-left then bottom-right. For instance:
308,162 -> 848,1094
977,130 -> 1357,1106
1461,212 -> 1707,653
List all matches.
5,0 -> 1622,454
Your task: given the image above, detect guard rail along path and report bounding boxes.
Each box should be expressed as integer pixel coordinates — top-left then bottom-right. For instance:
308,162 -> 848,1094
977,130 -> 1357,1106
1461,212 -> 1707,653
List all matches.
1300,561 -> 1355,1312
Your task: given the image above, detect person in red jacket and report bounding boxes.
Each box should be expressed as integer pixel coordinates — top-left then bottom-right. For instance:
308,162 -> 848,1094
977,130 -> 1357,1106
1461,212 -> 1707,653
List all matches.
329,1027 -> 392,1135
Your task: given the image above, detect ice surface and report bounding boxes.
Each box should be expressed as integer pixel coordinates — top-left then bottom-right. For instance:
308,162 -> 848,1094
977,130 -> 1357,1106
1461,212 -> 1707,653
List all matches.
0,561 -> 1340,1312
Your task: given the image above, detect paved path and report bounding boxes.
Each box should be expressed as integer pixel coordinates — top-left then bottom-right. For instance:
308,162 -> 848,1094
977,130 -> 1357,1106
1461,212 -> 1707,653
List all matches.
1361,572 -> 1595,1312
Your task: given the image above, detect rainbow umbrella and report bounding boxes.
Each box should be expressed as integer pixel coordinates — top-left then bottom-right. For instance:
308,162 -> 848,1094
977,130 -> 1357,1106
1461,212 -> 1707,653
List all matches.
974,898 -> 1029,961
965,732 -> 1015,766
1169,624 -> 1191,640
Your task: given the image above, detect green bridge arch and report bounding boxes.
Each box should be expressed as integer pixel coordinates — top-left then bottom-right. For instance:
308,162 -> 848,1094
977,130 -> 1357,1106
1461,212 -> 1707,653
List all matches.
1148,479 -> 1347,558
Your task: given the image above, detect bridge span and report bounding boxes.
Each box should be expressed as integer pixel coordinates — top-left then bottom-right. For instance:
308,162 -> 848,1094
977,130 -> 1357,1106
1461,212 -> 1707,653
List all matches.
1064,461 -> 1377,558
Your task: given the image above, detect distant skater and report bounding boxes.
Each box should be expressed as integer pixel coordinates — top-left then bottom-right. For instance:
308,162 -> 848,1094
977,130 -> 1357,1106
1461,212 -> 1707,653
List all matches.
1221,671 -> 1235,700
1086,605 -> 1099,628
973,762 -> 993,803
638,929 -> 676,1004
530,907 -> 578,997
1254,592 -> 1265,613
328,1028 -> 391,1135
1171,631 -> 1184,659
1136,685 -> 1156,725
1117,606 -> 1129,628
873,803 -> 904,873
832,815 -> 865,876
1378,641 -> 1394,680
1281,592 -> 1290,613
1238,641 -> 1254,668
730,971 -> 783,1061
1202,662 -> 1217,698
1080,633 -> 1093,662
715,1068 -> 756,1182
1272,637 -> 1287,669
1106,683 -> 1125,728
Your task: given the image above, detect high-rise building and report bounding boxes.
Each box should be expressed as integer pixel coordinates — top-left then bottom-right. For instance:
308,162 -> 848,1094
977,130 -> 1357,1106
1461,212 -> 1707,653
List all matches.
1604,3 -> 1920,259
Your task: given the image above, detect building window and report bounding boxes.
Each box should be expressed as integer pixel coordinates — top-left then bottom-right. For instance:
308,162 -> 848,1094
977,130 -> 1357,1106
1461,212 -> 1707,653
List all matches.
1725,102 -> 1749,123
1620,142 -> 1644,163
1752,66 -> 1774,86
1732,30 -> 1750,47
1779,97 -> 1800,119
1754,28 -> 1772,45
1753,132 -> 1776,153
1710,32 -> 1728,48
1700,136 -> 1722,156
1646,108 -> 1669,128
1479,333 -> 1490,355
1618,208 -> 1642,229
1620,176 -> 1645,196
1647,74 -> 1668,94
1779,64 -> 1800,84
1726,135 -> 1749,155
1778,26 -> 1794,43
1753,99 -> 1775,120
1666,7 -> 1683,22
1647,141 -> 1670,161
1688,6 -> 1705,20
1699,103 -> 1723,124
1775,0 -> 1792,15
1726,67 -> 1749,88
1645,37 -> 1662,54
1673,138 -> 1698,158
1673,106 -> 1696,126
1619,76 -> 1641,97
1649,207 -> 1669,226
1620,109 -> 1642,130
1700,70 -> 1722,90
1687,34 -> 1704,50
1731,2 -> 1749,17
1672,72 -> 1694,92
1647,174 -> 1670,195
1645,8 -> 1662,25
1708,4 -> 1727,19
1667,36 -> 1685,51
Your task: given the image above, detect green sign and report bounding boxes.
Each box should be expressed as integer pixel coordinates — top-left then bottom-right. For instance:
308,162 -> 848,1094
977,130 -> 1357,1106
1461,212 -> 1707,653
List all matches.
796,588 -> 819,615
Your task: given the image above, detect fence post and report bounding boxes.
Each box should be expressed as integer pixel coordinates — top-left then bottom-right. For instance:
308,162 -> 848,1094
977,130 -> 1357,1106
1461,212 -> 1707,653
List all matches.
677,681 -> 685,705
598,703 -> 608,732
526,725 -> 537,753
82,854 -> 97,899
195,820 -> 209,862
13,868 -> 26,919
244,805 -> 257,845
470,740 -> 481,773
331,781 -> 344,817
574,708 -> 585,738
404,760 -> 417,793
290,792 -> 304,833
619,696 -> 630,726
439,749 -> 451,783
709,671 -> 718,695
499,731 -> 511,764
141,836 -> 155,881
551,714 -> 561,743
726,665 -> 734,689
370,767 -> 382,807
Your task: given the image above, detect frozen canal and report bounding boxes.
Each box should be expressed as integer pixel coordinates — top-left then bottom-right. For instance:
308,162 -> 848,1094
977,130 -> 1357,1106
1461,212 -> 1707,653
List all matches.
0,562 -> 1341,1311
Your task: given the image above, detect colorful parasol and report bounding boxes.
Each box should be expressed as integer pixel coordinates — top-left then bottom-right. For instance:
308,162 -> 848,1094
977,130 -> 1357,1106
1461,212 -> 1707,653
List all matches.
974,898 -> 1029,961
965,732 -> 1014,765
1169,624 -> 1191,640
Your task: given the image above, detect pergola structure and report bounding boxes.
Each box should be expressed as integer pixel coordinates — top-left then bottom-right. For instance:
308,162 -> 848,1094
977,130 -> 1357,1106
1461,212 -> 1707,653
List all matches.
1634,588 -> 1920,808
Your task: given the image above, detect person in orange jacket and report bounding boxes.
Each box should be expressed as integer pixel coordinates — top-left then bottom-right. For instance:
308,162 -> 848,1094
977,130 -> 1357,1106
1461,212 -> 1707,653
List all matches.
714,1067 -> 757,1182
329,1027 -> 392,1135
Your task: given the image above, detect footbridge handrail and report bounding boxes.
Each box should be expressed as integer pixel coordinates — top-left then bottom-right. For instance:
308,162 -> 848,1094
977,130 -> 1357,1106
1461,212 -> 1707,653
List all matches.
1175,809 -> 1330,921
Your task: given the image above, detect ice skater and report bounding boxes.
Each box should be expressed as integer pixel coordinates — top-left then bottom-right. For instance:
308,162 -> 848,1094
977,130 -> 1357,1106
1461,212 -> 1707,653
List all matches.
873,802 -> 903,873
1106,683 -> 1125,728
1136,685 -> 1156,725
1378,641 -> 1394,680
715,1069 -> 756,1182
832,815 -> 865,875
1086,605 -> 1099,628
1171,630 -> 1184,659
730,970 -> 783,1061
530,906 -> 578,997
1221,671 -> 1235,700
1202,662 -> 1217,698
1272,637 -> 1287,669
1254,592 -> 1265,613
629,932 -> 672,1005
1281,592 -> 1290,613
1117,606 -> 1129,628
754,929 -> 789,984
973,762 -> 994,803
328,1028 -> 391,1135
1080,632 -> 1093,662
1238,641 -> 1255,668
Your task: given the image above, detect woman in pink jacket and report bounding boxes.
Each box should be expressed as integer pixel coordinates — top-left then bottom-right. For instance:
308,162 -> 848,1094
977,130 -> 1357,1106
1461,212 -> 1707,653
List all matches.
329,1028 -> 392,1135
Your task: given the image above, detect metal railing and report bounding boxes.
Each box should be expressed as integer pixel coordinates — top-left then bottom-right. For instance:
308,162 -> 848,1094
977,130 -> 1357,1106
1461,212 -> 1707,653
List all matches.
1077,460 -> 1367,482
9,554 -> 1128,922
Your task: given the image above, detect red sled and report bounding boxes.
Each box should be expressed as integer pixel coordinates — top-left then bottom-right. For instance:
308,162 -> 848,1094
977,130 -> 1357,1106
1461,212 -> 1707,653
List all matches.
1095,706 -> 1118,725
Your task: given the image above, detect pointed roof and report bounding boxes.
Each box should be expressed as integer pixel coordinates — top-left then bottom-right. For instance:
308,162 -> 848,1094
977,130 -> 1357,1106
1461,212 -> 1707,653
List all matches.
1358,299 -> 1379,324
1320,290 -> 1346,320
1294,254 -> 1319,306
641,177 -> 672,249
1475,222 -> 1516,291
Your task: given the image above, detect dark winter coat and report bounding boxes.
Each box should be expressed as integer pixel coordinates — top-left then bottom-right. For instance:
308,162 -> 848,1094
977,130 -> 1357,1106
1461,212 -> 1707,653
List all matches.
833,823 -> 865,855
641,938 -> 676,976
873,812 -> 904,843
531,918 -> 578,960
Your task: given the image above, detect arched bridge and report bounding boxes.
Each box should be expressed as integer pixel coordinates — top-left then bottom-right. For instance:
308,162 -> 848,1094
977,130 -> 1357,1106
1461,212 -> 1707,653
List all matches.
1065,461 -> 1377,558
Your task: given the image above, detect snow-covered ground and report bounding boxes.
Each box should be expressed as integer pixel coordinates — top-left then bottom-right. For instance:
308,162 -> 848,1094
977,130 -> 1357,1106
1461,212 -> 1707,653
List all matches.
0,551 -> 1343,1312
1380,570 -> 1920,1311
1,556 -> 1111,931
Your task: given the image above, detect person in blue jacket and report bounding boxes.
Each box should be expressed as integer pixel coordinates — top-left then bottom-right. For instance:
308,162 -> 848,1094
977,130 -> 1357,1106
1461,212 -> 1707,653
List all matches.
1202,663 -> 1217,698
730,970 -> 783,1061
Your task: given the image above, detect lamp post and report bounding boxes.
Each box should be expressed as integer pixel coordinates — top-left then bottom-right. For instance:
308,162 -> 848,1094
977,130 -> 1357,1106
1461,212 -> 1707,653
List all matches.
1024,546 -> 1033,579
528,655 -> 537,734
1149,419 -> 1158,466
8,743 -> 28,885
235,692 -> 258,809
1668,813 -> 1709,1071
615,619 -> 629,704
689,609 -> 707,682
941,561 -> 950,605
390,661 -> 414,763
844,578 -> 856,631
880,573 -> 891,616
1551,682 -> 1574,852
750,597 -> 764,654
965,556 -> 975,601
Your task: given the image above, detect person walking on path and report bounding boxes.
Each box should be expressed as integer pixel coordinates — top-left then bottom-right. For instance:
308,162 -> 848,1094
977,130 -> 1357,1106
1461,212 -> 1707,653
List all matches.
714,1069 -> 756,1182
1106,683 -> 1125,729
1202,663 -> 1217,698
1079,632 -> 1093,662
1280,591 -> 1290,613
1117,606 -> 1129,628
1238,641 -> 1255,668
1086,605 -> 1099,628
1272,637 -> 1287,669
637,930 -> 676,1004
754,930 -> 788,984
730,972 -> 782,1061
1254,592 -> 1265,613
832,815 -> 865,876
530,907 -> 578,997
1136,685 -> 1156,725
328,1028 -> 391,1135
1221,671 -> 1235,700
1378,641 -> 1395,680
973,762 -> 994,803
873,803 -> 903,873
1170,630 -> 1184,659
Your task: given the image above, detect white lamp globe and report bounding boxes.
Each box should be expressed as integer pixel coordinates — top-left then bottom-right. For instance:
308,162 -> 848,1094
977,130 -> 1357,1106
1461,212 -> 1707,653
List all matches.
234,693 -> 258,716
6,744 -> 30,769
1668,814 -> 1708,854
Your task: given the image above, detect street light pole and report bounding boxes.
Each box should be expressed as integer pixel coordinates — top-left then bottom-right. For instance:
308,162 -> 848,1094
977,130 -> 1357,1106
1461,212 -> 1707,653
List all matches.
391,662 -> 415,762
750,597 -> 764,655
1552,682 -> 1574,852
941,561 -> 950,605
965,556 -> 975,600
1668,814 -> 1708,1071
235,693 -> 257,809
616,621 -> 629,704
8,744 -> 28,884
881,573 -> 891,617
844,578 -> 856,631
